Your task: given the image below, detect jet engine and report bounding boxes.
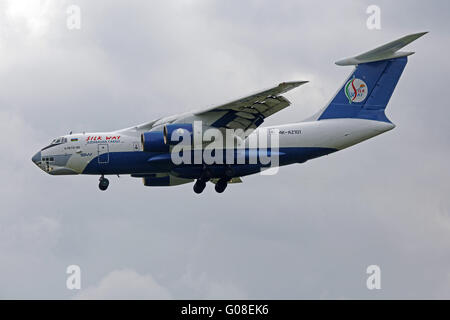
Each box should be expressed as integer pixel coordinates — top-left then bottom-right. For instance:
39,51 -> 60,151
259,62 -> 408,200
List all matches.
142,174 -> 193,186
141,131 -> 169,153
163,124 -> 193,145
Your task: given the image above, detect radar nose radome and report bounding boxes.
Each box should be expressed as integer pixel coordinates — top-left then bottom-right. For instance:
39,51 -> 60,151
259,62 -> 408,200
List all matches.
31,151 -> 41,165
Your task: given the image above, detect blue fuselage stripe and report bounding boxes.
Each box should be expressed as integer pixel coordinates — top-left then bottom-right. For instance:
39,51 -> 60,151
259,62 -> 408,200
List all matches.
81,147 -> 337,177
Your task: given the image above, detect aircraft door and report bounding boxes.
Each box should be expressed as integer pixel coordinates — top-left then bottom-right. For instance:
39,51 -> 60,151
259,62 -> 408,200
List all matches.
98,144 -> 109,164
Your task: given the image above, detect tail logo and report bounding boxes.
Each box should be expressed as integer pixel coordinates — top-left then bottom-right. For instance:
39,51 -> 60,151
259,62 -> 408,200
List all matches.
344,78 -> 368,103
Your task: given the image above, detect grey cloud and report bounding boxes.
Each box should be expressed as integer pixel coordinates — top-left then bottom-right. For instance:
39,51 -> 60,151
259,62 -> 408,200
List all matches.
74,269 -> 172,299
0,0 -> 449,299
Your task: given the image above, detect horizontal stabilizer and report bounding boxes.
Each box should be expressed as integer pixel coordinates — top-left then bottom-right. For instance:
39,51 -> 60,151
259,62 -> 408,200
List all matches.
335,32 -> 427,66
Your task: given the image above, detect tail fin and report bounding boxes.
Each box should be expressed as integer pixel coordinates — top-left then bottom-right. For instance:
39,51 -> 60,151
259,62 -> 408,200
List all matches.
318,32 -> 427,123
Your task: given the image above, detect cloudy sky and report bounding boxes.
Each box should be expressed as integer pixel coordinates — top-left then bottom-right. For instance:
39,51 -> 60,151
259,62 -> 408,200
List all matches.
0,0 -> 449,299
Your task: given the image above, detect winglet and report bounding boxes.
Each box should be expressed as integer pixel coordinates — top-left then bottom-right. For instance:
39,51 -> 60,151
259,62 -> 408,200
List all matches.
277,81 -> 309,94
335,32 -> 428,66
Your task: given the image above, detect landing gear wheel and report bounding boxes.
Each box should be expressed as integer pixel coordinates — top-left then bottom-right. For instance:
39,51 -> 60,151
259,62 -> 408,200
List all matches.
215,179 -> 228,193
193,180 -> 206,194
99,176 -> 109,191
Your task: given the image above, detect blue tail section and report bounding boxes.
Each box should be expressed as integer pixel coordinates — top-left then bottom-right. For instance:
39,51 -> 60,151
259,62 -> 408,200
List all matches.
318,56 -> 408,123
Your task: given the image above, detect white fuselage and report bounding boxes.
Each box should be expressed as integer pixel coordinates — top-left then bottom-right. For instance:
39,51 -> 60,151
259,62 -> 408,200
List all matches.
33,118 -> 394,176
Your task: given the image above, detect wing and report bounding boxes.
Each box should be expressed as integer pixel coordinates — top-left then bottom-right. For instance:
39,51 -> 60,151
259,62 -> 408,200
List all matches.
125,81 -> 307,135
194,81 -> 308,135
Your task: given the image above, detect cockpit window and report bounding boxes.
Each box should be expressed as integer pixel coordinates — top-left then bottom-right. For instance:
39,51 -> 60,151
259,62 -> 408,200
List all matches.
42,137 -> 67,151
50,137 -> 67,145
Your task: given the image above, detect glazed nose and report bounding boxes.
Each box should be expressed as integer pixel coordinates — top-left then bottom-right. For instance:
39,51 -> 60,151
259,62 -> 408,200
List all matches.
32,151 -> 41,165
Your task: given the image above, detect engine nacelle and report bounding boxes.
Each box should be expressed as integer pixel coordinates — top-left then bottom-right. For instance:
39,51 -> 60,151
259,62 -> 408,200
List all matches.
141,131 -> 169,153
142,175 -> 193,186
163,124 -> 193,145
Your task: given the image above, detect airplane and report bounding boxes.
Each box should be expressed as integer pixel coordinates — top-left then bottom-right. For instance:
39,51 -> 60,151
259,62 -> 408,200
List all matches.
32,32 -> 426,194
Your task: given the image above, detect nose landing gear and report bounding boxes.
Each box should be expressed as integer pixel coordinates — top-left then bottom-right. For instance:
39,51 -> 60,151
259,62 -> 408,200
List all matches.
99,175 -> 109,191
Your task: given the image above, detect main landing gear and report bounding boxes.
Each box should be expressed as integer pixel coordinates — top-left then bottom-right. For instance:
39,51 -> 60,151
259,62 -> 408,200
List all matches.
99,175 -> 109,191
193,167 -> 231,194
214,178 -> 228,193
193,179 -> 207,194
193,169 -> 211,194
